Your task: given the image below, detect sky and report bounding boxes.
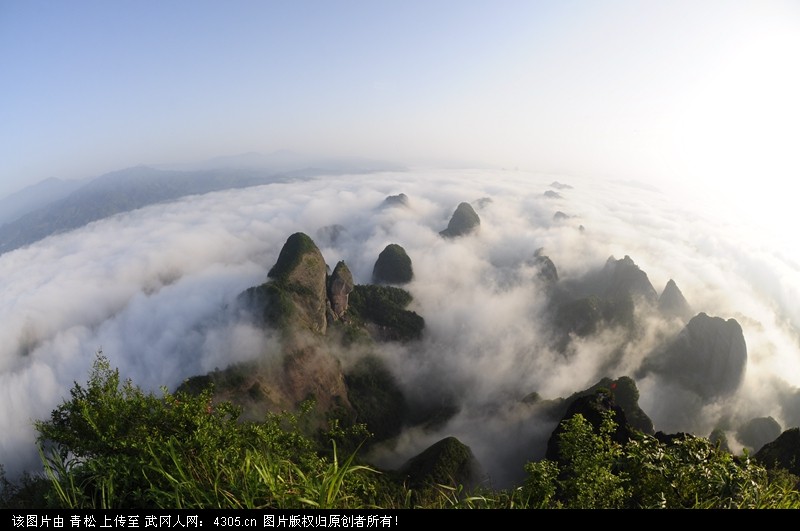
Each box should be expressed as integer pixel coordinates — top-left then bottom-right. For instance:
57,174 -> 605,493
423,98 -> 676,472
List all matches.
2,1 -> 799,205
1,0 -> 800,487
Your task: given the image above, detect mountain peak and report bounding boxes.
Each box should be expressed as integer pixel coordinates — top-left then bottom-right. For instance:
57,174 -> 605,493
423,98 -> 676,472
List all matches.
600,255 -> 657,302
440,202 -> 480,238
658,279 -> 692,320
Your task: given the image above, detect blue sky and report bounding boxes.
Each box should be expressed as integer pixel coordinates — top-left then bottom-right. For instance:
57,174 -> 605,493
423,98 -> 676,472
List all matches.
2,0 -> 799,214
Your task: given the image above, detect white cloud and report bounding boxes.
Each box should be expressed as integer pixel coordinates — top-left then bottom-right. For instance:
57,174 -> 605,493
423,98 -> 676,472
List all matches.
0,168 -> 797,485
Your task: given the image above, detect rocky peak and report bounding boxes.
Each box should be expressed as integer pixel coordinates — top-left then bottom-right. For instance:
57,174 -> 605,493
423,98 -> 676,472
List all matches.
266,232 -> 329,335
327,261 -> 354,321
439,202 -> 480,238
382,193 -> 409,208
754,428 -> 800,476
545,390 -> 635,462
399,436 -> 484,491
642,312 -> 747,399
601,255 -> 658,303
530,248 -> 559,284
372,243 -> 413,284
658,279 -> 692,320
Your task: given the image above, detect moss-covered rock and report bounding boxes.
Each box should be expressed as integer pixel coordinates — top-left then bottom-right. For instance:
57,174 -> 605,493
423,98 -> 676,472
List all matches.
372,244 -> 413,285
348,285 -> 424,342
344,355 -> 407,443
268,232 -> 320,282
439,202 -> 480,238
399,436 -> 482,490
242,232 -> 328,335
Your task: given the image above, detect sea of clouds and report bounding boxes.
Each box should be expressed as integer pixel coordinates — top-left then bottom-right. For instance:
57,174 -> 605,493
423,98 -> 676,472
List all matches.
1,168 -> 798,486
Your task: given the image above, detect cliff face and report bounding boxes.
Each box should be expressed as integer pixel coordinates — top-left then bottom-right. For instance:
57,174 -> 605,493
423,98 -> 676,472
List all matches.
642,313 -> 747,399
327,261 -> 354,321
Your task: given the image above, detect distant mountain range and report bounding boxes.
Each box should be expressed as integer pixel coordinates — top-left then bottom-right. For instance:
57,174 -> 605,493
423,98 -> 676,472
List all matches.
0,153 -> 404,255
0,177 -> 87,226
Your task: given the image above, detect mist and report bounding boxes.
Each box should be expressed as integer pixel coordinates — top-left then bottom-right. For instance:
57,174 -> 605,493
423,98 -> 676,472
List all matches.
1,168 -> 798,486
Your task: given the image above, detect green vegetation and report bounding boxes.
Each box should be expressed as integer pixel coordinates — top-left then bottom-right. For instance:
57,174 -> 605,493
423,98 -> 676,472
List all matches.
267,232 -> 320,281
348,285 -> 424,341
562,376 -> 654,435
440,202 -> 480,238
239,282 -> 295,329
344,356 -> 408,443
2,357 -> 799,509
4,354 -> 377,509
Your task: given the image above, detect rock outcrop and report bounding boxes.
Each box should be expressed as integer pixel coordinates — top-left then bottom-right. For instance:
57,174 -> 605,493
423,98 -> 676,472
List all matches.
537,376 -> 654,436
545,390 -> 635,462
754,428 -> 800,476
264,232 -> 329,335
599,255 -> 658,303
344,355 -> 407,442
531,253 -> 559,284
347,285 -> 424,342
218,233 -> 352,421
399,437 -> 483,490
372,244 -> 413,284
439,202 -> 480,238
280,343 -> 351,415
658,279 -> 692,321
641,313 -> 747,399
327,261 -> 354,321
382,193 -> 409,208
555,295 -> 635,338
186,231 -> 426,438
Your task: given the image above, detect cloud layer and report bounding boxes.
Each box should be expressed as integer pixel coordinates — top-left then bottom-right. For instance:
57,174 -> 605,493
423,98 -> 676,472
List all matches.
1,169 -> 798,485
